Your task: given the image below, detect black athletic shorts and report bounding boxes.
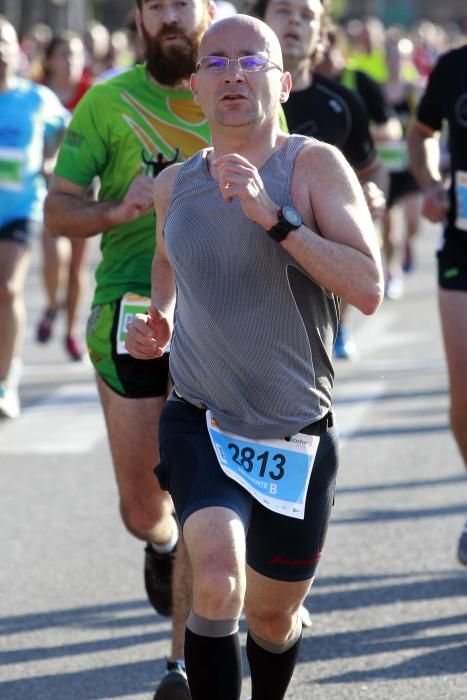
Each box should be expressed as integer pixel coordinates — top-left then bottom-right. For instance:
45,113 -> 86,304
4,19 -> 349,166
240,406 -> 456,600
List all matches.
155,393 -> 339,582
387,171 -> 419,208
86,300 -> 170,398
437,244 -> 467,292
0,218 -> 41,247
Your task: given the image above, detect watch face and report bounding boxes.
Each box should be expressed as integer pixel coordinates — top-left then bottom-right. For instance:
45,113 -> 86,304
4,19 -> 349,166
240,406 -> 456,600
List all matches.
282,205 -> 302,227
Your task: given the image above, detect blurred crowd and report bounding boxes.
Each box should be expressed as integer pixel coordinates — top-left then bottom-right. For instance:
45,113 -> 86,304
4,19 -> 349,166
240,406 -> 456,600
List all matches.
15,12 -> 467,87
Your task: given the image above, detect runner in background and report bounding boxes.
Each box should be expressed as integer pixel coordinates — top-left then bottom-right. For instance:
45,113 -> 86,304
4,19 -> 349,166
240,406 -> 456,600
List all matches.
407,40 -> 467,567
381,33 -> 422,299
317,24 -> 401,146
0,16 -> 68,419
36,31 -> 93,361
18,21 -> 52,81
345,16 -> 390,84
83,20 -> 111,78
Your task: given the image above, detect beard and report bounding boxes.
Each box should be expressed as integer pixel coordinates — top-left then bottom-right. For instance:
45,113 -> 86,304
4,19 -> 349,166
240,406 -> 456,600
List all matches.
141,21 -> 206,86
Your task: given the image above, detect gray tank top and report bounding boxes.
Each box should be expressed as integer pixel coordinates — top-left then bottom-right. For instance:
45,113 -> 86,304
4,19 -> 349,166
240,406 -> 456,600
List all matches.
164,134 -> 339,439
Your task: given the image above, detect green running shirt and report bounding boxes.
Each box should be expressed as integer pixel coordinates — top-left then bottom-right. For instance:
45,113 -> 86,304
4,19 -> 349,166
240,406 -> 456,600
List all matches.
54,65 -> 212,305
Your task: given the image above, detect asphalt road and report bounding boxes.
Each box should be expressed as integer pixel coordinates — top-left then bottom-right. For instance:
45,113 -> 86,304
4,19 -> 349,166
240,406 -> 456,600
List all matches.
1,219 -> 466,700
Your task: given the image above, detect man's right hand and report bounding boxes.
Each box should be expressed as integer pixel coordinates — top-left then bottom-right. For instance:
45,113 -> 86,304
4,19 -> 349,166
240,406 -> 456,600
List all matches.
422,182 -> 449,223
111,175 -> 156,225
125,305 -> 172,359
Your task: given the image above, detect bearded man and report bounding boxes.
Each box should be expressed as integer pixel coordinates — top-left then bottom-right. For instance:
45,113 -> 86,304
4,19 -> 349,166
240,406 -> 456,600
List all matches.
45,2 -> 217,698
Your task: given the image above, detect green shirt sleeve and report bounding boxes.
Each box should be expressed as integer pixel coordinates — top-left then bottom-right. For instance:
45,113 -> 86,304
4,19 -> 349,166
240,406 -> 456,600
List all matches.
279,104 -> 289,133
54,85 -> 109,187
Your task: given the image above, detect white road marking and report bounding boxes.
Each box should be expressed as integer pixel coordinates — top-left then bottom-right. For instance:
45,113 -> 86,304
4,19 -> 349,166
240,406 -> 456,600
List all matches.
21,359 -> 93,380
0,383 -> 105,455
330,303 -> 446,447
334,380 -> 385,448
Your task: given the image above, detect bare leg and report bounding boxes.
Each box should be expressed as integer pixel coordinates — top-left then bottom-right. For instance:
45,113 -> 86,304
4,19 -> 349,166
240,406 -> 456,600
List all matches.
37,230 -> 69,342
95,375 -> 192,661
382,208 -> 395,275
438,288 -> 467,565
182,507 -> 246,699
438,289 -> 467,464
65,237 -> 88,338
171,534 -> 192,659
96,374 -> 174,541
183,506 -> 246,620
383,206 -> 403,279
401,193 -> 421,270
0,240 -> 31,380
339,300 -> 350,327
334,300 -> 357,359
245,567 -> 311,645
40,228 -> 66,312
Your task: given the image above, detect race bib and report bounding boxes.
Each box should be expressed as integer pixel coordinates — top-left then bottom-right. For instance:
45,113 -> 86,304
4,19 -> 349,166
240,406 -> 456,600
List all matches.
455,171 -> 467,231
116,292 -> 152,354
0,147 -> 24,192
206,411 -> 320,520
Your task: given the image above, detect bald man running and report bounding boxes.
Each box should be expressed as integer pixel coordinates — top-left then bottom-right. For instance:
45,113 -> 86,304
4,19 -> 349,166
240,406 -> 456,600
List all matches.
126,14 -> 383,699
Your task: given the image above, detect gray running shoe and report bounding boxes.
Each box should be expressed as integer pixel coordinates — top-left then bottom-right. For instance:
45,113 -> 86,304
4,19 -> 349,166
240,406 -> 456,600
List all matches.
153,661 -> 191,700
457,522 -> 467,566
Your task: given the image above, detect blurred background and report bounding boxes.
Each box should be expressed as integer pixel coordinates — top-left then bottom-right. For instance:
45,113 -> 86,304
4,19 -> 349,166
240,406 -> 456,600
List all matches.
1,0 -> 467,36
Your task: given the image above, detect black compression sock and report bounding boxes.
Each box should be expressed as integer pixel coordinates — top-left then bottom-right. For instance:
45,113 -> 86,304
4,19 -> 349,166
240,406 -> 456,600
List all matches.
184,627 -> 242,700
246,629 -> 302,699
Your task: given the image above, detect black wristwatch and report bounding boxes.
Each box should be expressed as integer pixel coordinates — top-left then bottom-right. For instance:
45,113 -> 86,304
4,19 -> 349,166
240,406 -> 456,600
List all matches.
266,205 -> 302,242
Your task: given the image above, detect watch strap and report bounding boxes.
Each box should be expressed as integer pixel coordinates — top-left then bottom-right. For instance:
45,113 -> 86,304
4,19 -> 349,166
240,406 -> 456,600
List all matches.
266,208 -> 299,242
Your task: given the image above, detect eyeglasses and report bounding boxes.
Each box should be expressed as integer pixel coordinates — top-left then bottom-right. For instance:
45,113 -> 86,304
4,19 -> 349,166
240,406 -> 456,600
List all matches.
196,54 -> 283,73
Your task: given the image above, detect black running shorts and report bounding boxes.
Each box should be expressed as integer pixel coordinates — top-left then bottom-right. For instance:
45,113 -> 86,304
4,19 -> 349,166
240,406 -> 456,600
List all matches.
0,218 -> 41,247
387,171 -> 419,208
86,300 -> 170,398
437,245 -> 467,292
155,394 -> 339,582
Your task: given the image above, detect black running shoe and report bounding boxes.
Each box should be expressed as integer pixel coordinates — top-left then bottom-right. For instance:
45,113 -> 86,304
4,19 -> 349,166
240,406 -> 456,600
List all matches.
36,307 -> 57,343
144,543 -> 175,617
153,661 -> 191,700
457,521 -> 467,566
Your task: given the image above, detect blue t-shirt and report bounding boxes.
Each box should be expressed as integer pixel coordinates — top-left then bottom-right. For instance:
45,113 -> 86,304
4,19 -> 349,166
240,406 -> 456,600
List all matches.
0,78 -> 69,227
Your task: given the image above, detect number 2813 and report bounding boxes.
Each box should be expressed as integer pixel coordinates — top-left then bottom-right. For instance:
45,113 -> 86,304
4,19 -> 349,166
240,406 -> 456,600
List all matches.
227,443 -> 285,480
